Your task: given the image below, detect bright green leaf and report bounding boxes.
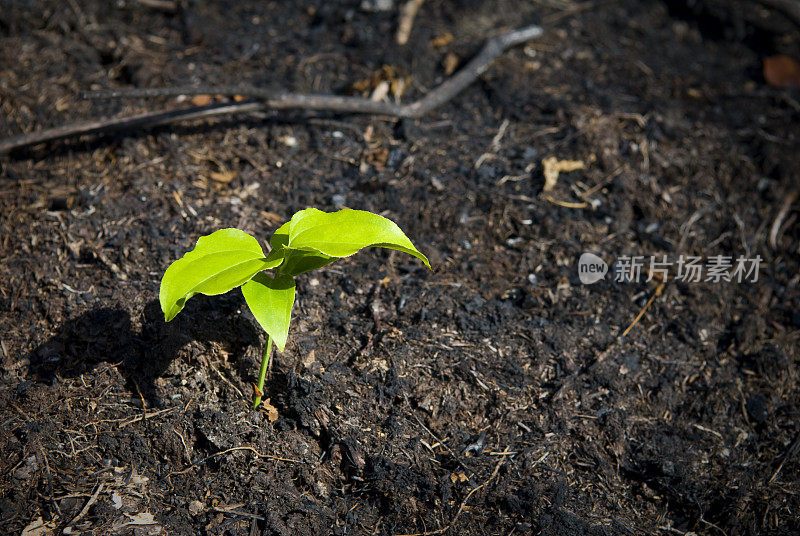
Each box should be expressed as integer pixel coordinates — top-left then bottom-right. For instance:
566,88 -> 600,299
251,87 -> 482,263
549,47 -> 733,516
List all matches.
269,222 -> 290,249
286,208 -> 430,268
264,244 -> 286,267
279,249 -> 335,277
263,222 -> 289,267
159,228 -> 274,321
266,220 -> 334,276
241,272 -> 296,352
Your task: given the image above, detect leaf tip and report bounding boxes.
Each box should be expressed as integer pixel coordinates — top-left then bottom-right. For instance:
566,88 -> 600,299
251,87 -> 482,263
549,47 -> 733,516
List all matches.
420,254 -> 432,270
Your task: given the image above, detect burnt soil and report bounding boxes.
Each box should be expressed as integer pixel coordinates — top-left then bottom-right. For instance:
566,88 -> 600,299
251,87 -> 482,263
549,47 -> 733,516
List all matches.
1,1 -> 799,535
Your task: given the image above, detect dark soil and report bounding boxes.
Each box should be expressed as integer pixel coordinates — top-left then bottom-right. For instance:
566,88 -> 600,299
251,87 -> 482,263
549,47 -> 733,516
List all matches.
1,1 -> 799,535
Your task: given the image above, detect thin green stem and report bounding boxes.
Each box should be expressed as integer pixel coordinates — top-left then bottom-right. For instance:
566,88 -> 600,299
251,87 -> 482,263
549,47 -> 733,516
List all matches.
253,334 -> 273,409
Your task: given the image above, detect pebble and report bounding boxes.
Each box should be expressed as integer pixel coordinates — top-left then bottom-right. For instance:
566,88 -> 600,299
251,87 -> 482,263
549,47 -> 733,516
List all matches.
189,500 -> 205,516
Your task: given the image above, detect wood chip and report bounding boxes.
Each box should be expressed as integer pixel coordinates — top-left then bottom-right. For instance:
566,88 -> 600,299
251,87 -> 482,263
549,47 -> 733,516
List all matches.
191,94 -> 213,106
443,52 -> 459,76
209,170 -> 238,183
542,156 -> 585,192
21,517 -> 57,536
431,33 -> 454,47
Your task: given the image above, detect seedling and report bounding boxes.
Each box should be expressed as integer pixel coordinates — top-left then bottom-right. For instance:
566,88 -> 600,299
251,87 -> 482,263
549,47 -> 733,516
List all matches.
159,208 -> 430,408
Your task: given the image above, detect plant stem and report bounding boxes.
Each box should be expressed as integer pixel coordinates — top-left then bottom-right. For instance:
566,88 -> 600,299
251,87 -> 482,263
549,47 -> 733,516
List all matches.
253,334 -> 273,409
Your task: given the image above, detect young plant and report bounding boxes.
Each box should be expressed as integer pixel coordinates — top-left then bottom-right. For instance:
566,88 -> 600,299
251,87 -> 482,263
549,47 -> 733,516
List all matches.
159,208 -> 430,408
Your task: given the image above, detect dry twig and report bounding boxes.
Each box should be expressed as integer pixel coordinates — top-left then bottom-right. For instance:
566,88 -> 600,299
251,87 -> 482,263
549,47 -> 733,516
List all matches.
621,281 -> 666,337
769,432 -> 800,484
65,482 -> 103,531
397,0 -> 426,45
168,445 -> 300,476
769,188 -> 797,249
394,448 -> 509,536
0,25 -> 542,155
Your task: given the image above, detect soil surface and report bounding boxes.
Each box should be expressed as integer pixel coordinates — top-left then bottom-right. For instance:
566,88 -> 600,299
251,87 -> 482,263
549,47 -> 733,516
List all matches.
1,1 -> 799,535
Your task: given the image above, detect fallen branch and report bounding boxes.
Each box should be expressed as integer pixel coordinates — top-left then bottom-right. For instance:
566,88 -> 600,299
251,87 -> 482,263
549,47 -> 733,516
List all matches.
0,24 -> 542,155
0,102 -> 263,156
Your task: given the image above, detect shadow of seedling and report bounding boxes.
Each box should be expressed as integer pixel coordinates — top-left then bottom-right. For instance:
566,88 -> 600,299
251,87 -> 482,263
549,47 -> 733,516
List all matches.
27,294 -> 261,404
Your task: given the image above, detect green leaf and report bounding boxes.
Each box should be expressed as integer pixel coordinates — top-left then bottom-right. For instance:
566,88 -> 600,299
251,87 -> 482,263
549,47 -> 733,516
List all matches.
266,220 -> 334,276
269,222 -> 290,250
264,223 -> 289,267
279,249 -> 335,277
241,272 -> 296,352
286,208 -> 430,268
160,228 -> 275,322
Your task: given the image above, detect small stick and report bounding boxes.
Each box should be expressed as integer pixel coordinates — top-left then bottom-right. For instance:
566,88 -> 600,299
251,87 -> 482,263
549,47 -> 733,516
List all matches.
769,432 -> 800,484
213,505 -> 266,521
65,482 -> 103,530
0,101 -> 263,156
394,448 -> 508,536
621,281 -> 665,338
769,188 -> 797,249
397,0 -> 425,45
0,25 -> 542,155
136,0 -> 178,12
168,445 -> 300,476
